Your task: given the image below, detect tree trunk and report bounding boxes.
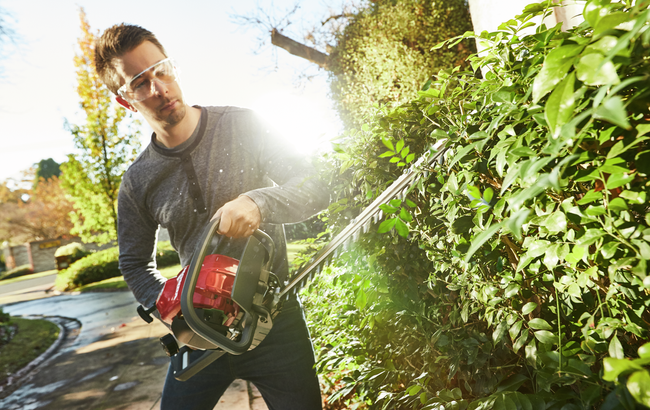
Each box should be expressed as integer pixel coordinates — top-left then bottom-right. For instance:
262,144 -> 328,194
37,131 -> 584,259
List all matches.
271,28 -> 330,69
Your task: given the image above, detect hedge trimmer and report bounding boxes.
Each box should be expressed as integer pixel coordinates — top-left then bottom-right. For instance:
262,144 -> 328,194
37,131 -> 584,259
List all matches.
137,142 -> 447,381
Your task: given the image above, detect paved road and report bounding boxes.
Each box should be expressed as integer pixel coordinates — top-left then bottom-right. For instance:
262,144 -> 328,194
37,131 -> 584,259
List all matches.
1,291 -> 267,409
0,273 -> 57,296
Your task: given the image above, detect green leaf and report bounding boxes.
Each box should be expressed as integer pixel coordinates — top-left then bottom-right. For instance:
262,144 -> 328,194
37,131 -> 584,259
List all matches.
577,229 -> 606,246
543,211 -> 567,234
593,12 -> 631,38
514,330 -> 529,353
606,172 -> 635,190
577,190 -> 603,205
576,53 -> 620,86
603,357 -> 643,381
593,96 -> 631,130
534,330 -> 557,345
399,207 -> 412,223
585,36 -> 619,55
510,320 -> 523,341
609,335 -> 624,359
378,218 -> 396,233
627,370 -> 650,407
496,374 -> 529,393
379,204 -> 398,214
408,385 -> 422,396
608,197 -> 628,213
506,208 -> 530,241
637,124 -> 650,138
529,318 -> 553,331
467,185 -> 482,201
396,139 -> 405,153
465,222 -> 504,262
526,340 -> 538,367
395,218 -> 409,238
522,302 -> 538,315
533,44 -> 584,103
356,288 -> 367,310
382,137 -> 395,151
619,190 -> 646,205
484,187 -> 494,204
545,72 -> 576,138
505,283 -> 520,298
584,2 -> 606,27
639,343 -> 650,359
601,241 -> 619,259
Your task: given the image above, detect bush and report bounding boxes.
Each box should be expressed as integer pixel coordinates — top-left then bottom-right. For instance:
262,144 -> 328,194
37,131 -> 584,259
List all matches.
155,240 -> 180,268
54,242 -> 89,263
307,1 -> 650,408
55,241 -> 180,291
55,247 -> 120,291
328,0 -> 474,128
0,265 -> 33,281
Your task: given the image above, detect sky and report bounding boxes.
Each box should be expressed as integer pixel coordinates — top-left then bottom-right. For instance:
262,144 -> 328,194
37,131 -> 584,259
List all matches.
0,0 -> 343,184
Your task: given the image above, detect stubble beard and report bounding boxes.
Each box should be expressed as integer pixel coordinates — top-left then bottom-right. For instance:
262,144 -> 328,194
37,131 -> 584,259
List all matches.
156,98 -> 186,128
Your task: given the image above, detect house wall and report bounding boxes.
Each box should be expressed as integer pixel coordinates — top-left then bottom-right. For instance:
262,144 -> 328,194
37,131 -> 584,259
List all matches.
2,226 -> 171,274
468,0 -> 585,51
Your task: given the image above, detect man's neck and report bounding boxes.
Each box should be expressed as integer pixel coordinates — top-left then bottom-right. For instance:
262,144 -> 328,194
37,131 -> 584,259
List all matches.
153,105 -> 202,148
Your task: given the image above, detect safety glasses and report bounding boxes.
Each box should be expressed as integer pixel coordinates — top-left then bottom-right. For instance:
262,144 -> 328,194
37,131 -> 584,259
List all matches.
117,58 -> 178,102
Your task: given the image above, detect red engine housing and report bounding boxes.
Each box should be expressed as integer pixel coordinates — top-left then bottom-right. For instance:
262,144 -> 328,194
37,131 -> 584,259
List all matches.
156,254 -> 241,324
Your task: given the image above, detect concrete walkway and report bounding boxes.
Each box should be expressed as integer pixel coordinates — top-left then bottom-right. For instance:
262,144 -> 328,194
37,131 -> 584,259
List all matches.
0,290 -> 268,410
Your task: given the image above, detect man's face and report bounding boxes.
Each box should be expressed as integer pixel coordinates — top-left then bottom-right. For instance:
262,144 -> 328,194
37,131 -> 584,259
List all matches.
113,41 -> 186,128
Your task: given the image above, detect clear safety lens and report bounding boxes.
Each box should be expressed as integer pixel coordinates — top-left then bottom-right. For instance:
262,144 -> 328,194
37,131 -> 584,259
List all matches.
118,58 -> 177,102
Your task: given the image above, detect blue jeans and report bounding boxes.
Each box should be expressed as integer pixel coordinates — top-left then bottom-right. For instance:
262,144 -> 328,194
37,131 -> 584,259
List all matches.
161,299 -> 322,409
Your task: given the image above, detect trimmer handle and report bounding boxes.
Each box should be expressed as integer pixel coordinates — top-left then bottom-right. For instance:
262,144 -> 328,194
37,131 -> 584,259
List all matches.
137,304 -> 156,323
180,217 -> 275,355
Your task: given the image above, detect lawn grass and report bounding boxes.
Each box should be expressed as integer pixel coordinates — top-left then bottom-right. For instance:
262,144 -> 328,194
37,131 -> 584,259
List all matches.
286,242 -> 309,262
0,318 -> 60,385
0,269 -> 58,286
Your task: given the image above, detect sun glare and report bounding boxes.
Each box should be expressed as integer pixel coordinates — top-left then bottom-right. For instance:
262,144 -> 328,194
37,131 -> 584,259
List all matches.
251,92 -> 340,155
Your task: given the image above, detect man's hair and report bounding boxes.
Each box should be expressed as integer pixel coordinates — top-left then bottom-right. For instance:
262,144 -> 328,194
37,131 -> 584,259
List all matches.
95,23 -> 167,95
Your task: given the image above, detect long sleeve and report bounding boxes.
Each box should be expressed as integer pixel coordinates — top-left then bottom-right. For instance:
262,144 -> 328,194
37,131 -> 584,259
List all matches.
117,175 -> 167,308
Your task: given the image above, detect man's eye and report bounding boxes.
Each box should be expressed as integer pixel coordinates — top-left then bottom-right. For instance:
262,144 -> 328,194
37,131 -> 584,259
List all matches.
155,68 -> 172,79
133,80 -> 149,91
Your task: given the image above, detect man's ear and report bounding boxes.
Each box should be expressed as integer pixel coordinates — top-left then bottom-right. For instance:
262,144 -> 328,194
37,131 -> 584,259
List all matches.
116,96 -> 137,112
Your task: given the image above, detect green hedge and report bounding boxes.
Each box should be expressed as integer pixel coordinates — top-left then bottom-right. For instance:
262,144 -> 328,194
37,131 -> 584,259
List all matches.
0,265 -> 33,281
55,241 -> 180,291
306,1 -> 650,409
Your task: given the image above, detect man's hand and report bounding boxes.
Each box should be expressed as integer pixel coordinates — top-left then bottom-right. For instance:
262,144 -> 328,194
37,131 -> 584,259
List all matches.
211,195 -> 261,238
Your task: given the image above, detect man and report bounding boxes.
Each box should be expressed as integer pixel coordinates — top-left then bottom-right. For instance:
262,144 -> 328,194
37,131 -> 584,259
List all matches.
94,24 -> 328,409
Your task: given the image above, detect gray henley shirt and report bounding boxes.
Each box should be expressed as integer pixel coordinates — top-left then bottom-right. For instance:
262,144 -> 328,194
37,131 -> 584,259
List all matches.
117,106 -> 329,308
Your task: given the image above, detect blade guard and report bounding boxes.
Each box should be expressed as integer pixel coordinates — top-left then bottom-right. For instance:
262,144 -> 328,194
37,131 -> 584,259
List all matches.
180,218 -> 275,355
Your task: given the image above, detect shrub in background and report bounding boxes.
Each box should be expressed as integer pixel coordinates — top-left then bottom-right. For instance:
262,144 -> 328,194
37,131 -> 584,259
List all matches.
305,1 -> 650,408
328,0 -> 474,129
0,265 -> 34,281
55,240 -> 180,291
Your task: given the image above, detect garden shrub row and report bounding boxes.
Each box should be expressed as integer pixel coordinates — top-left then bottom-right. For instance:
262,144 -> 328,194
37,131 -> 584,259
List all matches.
0,265 -> 33,281
304,1 -> 650,409
55,240 -> 180,291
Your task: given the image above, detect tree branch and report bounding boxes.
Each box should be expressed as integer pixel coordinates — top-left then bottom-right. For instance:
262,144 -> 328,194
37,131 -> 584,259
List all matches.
271,28 -> 330,69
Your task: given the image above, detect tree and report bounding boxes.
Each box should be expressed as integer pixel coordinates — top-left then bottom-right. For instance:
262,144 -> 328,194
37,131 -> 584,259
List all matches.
235,0 -> 474,128
0,176 -> 74,244
0,6 -> 16,75
33,158 -> 61,190
60,9 -> 141,245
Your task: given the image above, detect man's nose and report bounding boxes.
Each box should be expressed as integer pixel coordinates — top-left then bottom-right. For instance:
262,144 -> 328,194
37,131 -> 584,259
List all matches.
151,78 -> 168,96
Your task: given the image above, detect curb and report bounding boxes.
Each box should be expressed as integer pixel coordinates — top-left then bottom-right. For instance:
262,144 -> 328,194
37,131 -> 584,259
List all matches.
0,315 -> 81,400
